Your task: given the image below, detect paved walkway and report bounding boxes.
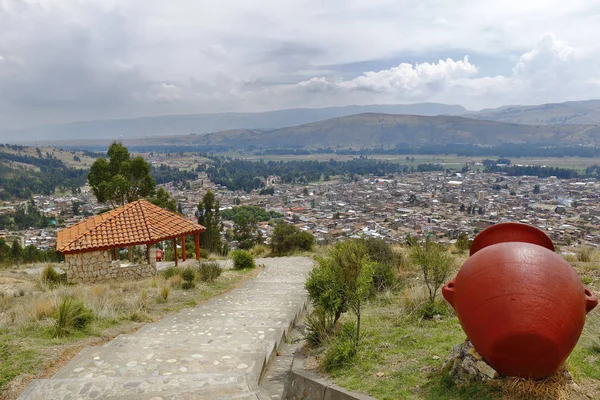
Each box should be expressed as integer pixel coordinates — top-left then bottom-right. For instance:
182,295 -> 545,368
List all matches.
19,257 -> 314,400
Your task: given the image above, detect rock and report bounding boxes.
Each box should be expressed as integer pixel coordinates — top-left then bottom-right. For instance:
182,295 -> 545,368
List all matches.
443,341 -> 499,383
432,355 -> 440,360
375,372 -> 385,378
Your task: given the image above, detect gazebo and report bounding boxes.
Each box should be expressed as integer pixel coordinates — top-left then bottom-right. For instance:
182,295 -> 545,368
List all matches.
57,199 -> 206,284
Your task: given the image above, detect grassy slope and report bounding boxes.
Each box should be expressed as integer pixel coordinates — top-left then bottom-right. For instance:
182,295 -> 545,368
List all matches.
314,249 -> 600,400
0,266 -> 259,399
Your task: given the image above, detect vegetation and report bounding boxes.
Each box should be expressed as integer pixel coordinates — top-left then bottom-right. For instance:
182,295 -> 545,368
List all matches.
221,205 -> 282,222
198,261 -> 222,282
231,250 -> 255,270
409,240 -> 456,303
0,151 -> 87,200
54,297 -> 94,337
181,267 -> 196,290
270,221 -> 315,255
150,187 -> 177,212
0,261 -> 259,396
87,142 -> 156,207
196,190 -> 223,253
306,240 -> 375,344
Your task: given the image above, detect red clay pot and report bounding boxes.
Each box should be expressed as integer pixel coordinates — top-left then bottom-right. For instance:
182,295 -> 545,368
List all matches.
443,224 -> 597,379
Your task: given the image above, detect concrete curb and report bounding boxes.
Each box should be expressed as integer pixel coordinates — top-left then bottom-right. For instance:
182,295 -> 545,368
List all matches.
284,349 -> 376,400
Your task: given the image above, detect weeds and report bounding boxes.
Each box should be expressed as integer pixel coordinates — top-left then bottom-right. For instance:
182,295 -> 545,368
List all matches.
198,261 -> 222,283
53,297 -> 94,336
163,266 -> 181,279
578,247 -> 594,262
159,286 -> 170,302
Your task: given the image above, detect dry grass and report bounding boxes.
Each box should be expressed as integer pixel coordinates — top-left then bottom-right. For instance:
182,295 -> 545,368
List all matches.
168,275 -> 182,288
498,369 -> 572,400
28,298 -> 55,321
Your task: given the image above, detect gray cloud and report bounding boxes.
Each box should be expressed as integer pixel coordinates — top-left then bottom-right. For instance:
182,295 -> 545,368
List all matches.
1,0 -> 600,129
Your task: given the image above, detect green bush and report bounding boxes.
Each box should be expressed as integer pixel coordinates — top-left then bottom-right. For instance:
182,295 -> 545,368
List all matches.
163,266 -> 180,279
41,265 -> 63,285
200,248 -> 210,259
232,250 -> 255,270
270,222 -> 315,255
181,281 -> 196,290
372,262 -> 397,292
417,300 -> 451,320
321,323 -> 357,372
198,261 -> 222,283
54,297 -> 94,336
305,306 -> 336,345
360,237 -> 397,266
181,267 -> 196,283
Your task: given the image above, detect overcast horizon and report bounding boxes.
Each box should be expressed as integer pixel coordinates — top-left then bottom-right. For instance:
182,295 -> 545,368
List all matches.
1,0 -> 600,129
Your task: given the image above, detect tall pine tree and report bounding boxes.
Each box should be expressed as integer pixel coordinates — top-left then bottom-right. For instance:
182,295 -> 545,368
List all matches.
196,190 -> 222,253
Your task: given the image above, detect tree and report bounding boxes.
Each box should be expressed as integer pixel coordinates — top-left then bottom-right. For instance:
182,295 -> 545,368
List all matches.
409,239 -> 455,303
150,187 -> 176,212
270,221 -> 314,255
306,240 -> 374,343
72,201 -> 81,216
459,204 -> 465,212
196,190 -> 222,253
10,239 -> 22,265
87,142 -> 156,207
456,232 -> 469,252
533,184 -> 541,194
233,215 -> 261,250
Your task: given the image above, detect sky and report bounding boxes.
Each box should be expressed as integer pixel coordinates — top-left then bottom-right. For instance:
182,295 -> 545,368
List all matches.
1,0 -> 600,128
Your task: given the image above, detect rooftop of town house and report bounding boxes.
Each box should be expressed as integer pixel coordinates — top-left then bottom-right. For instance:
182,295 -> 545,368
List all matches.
56,199 -> 206,254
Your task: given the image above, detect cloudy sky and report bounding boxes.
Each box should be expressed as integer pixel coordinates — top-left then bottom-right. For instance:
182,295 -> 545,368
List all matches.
1,0 -> 600,128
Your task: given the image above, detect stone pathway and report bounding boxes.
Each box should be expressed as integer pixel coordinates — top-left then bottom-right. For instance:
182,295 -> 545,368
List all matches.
19,257 -> 314,400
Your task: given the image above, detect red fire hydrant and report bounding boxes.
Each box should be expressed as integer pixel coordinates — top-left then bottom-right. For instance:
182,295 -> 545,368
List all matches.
443,222 -> 598,379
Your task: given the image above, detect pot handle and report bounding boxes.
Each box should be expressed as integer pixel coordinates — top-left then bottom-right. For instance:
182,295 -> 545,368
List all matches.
585,288 -> 598,313
442,279 -> 456,307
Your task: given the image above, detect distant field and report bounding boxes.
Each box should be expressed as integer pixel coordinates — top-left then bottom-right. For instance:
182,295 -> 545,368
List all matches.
214,152 -> 600,171
1,146 -> 96,169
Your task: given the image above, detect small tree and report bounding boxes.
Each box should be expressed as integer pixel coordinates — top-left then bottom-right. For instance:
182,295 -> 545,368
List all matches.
270,221 -> 314,255
306,240 -> 374,344
456,232 -> 469,253
233,215 -> 261,250
10,239 -> 22,265
409,239 -> 455,303
196,190 -> 222,253
533,184 -> 541,194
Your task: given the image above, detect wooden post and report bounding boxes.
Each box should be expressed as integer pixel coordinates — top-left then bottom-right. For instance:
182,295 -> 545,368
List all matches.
182,236 -> 186,262
195,233 -> 200,261
173,238 -> 178,266
113,247 -> 118,261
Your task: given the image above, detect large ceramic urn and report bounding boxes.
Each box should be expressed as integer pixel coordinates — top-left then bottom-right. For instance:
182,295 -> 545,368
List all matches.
442,222 -> 598,379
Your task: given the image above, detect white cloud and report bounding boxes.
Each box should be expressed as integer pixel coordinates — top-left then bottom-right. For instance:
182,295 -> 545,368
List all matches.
1,0 -> 600,128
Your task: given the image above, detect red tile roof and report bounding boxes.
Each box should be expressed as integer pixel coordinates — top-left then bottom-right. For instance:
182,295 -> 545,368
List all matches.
57,200 -> 205,253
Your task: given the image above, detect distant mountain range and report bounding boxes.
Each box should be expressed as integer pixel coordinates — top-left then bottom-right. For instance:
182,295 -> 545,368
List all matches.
117,113 -> 600,149
5,103 -> 466,143
470,99 -> 600,126
4,99 -> 600,148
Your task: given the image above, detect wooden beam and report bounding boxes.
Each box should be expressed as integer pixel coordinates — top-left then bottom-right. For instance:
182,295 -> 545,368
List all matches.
113,247 -> 118,261
182,236 -> 186,262
195,234 -> 200,261
174,238 -> 178,266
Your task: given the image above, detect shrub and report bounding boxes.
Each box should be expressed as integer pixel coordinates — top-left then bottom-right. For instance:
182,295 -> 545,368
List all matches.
31,298 -> 55,321
372,262 -> 397,292
54,297 -> 94,336
181,281 -> 196,290
361,237 -> 396,266
270,222 -> 315,255
321,323 -> 357,372
417,300 -> 451,320
306,240 -> 374,343
409,240 -> 455,303
198,261 -> 222,283
168,275 -> 182,288
181,267 -> 196,283
200,249 -> 210,259
159,286 -> 170,302
305,306 -> 336,345
163,266 -> 180,279
232,250 -> 255,270
41,265 -> 62,285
